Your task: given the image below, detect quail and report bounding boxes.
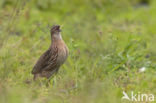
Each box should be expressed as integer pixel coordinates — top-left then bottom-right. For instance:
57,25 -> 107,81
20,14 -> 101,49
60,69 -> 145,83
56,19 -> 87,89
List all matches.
32,25 -> 68,80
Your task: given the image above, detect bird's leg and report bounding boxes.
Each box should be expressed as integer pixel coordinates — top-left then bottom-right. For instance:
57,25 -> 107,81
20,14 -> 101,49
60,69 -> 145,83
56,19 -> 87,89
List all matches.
45,69 -> 59,86
45,74 -> 53,86
55,68 -> 59,73
47,75 -> 57,86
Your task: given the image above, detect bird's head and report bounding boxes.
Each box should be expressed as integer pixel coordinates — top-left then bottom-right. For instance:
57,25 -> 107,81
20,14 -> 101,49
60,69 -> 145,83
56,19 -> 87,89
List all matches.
50,25 -> 62,40
51,25 -> 61,35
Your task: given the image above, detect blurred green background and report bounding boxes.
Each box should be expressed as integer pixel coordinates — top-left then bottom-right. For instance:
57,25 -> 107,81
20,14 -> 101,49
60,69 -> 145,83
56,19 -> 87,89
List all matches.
0,0 -> 156,103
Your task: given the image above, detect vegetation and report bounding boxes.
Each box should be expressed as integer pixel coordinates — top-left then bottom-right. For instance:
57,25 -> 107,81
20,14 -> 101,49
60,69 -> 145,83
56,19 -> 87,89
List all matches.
0,0 -> 155,103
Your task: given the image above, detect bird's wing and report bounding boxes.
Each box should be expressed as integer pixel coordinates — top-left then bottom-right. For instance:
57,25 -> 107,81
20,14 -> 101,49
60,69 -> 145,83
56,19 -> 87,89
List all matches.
32,49 -> 51,74
43,46 -> 58,71
32,46 -> 58,74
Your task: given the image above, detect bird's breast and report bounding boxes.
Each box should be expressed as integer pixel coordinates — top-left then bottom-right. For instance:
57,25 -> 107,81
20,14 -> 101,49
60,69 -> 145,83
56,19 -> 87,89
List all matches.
56,41 -> 68,65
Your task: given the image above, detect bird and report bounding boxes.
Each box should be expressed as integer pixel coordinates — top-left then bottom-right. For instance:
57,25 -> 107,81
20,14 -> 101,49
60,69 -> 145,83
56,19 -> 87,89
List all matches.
32,25 -> 68,80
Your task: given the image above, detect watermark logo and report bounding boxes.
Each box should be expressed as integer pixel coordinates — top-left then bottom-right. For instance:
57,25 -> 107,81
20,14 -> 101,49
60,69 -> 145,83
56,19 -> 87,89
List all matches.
122,91 -> 154,102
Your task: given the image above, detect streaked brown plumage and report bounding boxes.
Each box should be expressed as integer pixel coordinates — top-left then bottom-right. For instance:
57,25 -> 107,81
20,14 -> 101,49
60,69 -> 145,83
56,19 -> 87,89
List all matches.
32,25 -> 68,80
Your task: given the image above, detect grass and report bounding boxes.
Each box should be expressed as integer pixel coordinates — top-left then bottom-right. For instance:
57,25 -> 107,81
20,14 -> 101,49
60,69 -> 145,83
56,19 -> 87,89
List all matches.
0,0 -> 156,103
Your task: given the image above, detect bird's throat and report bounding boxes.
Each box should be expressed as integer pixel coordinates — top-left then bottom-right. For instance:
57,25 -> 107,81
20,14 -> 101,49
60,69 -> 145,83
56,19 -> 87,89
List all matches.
51,33 -> 62,43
